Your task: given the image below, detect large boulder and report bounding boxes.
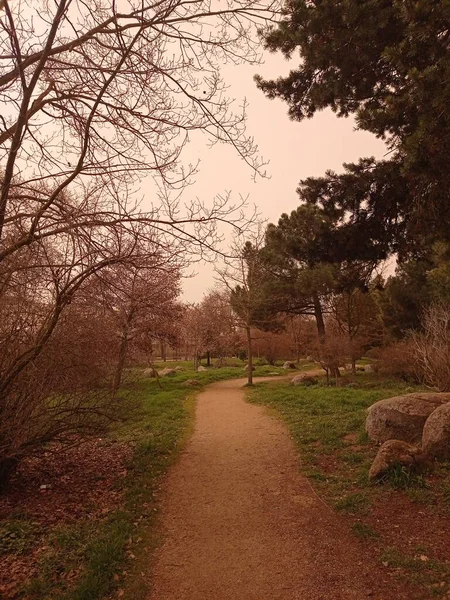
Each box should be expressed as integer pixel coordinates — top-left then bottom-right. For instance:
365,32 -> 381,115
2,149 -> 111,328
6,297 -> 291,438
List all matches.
243,364 -> 255,371
143,367 -> 157,378
422,403 -> 450,459
369,439 -> 427,480
197,365 -> 207,372
366,393 -> 450,444
283,361 -> 297,370
291,374 -> 318,386
158,367 -> 176,377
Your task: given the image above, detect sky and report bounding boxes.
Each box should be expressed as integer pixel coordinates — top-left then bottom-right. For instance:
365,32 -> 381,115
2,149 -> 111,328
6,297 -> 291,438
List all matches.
148,53 -> 389,303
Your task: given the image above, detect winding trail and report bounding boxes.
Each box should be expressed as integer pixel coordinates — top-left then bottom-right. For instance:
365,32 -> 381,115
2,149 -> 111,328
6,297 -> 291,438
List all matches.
149,377 -> 408,600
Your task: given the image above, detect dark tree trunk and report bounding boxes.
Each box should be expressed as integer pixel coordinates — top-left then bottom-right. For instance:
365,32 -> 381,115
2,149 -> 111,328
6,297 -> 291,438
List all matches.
206,351 -> 211,367
113,312 -> 134,394
113,331 -> 129,394
246,326 -> 253,385
0,457 -> 18,492
313,292 -> 326,343
160,340 -> 166,362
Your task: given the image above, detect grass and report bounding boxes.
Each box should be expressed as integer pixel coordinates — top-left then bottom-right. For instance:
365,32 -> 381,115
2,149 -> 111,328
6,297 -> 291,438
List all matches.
14,360 -> 273,600
6,357 -> 298,600
247,373 -> 450,597
247,376 -> 425,514
21,372 -> 196,600
351,522 -> 379,540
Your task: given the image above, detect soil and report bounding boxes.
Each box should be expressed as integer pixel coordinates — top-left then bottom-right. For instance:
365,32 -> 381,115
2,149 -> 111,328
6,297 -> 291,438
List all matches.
149,378 -> 413,600
0,438 -> 132,599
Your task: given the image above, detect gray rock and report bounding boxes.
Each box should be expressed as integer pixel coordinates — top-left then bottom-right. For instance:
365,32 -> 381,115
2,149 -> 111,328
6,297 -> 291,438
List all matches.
291,374 -> 318,386
422,403 -> 450,459
183,379 -> 200,387
243,364 -> 255,371
369,439 -> 427,480
366,393 -> 450,444
283,361 -> 297,369
174,366 -> 184,371
143,367 -> 157,378
158,367 -> 176,377
197,365 -> 207,372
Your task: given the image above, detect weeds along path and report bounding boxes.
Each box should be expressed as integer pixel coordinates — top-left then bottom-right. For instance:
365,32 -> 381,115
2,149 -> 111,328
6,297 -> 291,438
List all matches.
149,377 -> 407,600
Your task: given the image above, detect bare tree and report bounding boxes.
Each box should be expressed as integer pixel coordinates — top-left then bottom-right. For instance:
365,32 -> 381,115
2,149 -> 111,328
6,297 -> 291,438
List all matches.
0,0 -> 277,487
91,253 -> 182,392
330,288 -> 382,373
0,0 -> 275,252
198,288 -> 234,365
216,230 -> 280,384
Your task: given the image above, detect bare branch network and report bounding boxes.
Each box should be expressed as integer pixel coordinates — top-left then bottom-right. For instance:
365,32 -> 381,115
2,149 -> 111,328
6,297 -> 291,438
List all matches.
0,0 -> 279,485
0,0 -> 278,251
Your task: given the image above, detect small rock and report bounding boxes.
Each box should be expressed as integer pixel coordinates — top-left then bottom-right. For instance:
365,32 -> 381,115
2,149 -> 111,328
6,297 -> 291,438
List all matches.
197,365 -> 207,372
283,361 -> 297,369
291,374 -> 318,386
183,379 -> 200,387
369,439 -> 429,480
142,367 -> 157,378
158,367 -> 176,377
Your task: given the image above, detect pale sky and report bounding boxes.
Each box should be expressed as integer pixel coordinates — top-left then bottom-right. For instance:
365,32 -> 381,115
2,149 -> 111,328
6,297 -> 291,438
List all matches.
154,53 -> 388,302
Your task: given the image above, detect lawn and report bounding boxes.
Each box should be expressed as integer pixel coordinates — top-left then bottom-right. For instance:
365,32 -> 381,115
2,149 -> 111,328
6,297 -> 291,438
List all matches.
0,359 -> 285,600
248,374 -> 450,599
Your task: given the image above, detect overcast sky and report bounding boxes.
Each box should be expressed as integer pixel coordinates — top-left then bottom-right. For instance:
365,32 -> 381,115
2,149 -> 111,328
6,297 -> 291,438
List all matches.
147,53 -> 388,303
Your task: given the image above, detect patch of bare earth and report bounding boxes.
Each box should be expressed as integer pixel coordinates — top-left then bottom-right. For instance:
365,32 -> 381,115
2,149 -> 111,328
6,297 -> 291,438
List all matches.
330,437 -> 450,600
0,438 -> 132,599
149,378 -> 414,600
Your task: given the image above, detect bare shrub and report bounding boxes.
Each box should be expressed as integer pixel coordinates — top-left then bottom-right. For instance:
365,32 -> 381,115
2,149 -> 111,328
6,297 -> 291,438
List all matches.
376,340 -> 419,383
0,300 -> 125,488
413,303 -> 450,391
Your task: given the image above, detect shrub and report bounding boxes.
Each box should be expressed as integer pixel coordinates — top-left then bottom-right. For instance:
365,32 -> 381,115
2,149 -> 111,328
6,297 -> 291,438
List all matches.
413,302 -> 450,391
376,340 -> 420,383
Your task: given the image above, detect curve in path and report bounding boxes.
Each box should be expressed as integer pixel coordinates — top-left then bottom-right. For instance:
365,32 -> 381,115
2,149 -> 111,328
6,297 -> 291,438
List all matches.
149,377 -> 408,600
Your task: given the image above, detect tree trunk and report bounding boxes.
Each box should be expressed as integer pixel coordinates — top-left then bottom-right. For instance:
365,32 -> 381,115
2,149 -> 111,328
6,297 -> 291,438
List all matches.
206,351 -> 211,367
313,292 -> 326,343
0,457 -> 18,491
160,340 -> 166,362
351,357 -> 356,375
113,331 -> 129,394
246,326 -> 253,385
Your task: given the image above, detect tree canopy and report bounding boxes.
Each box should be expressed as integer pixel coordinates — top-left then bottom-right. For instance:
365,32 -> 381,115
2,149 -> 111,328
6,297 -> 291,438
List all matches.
256,0 -> 450,242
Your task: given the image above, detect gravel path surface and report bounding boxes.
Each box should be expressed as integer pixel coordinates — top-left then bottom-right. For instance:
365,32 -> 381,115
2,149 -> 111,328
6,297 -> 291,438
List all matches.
149,377 -> 408,600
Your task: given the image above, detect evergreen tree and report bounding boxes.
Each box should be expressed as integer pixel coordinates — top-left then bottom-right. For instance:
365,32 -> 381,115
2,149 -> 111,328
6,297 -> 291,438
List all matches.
256,0 -> 450,240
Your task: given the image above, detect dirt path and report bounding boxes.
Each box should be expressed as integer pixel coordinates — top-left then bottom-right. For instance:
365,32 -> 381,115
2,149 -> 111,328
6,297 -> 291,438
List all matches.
149,378 -> 406,600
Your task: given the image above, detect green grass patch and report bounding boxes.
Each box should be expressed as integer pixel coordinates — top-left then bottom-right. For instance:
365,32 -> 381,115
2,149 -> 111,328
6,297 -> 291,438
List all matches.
18,363 -> 257,600
247,378 -> 425,518
380,464 -> 429,490
351,521 -> 380,540
0,519 -> 40,555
